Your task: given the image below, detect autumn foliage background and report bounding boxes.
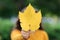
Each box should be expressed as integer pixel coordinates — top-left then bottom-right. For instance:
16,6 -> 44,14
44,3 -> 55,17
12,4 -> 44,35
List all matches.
0,0 -> 60,40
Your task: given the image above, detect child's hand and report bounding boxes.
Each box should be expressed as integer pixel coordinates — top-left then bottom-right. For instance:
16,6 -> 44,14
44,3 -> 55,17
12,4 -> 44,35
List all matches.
21,30 -> 30,39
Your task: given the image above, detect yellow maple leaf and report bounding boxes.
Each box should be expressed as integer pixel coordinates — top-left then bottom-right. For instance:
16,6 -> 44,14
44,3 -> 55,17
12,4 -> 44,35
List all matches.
19,4 -> 42,31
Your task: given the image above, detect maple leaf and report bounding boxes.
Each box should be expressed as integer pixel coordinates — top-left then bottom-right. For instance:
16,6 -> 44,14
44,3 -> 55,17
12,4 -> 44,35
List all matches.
19,4 -> 42,31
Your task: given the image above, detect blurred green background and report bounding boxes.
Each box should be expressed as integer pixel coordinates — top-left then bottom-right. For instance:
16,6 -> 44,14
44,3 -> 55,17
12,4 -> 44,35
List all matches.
0,0 -> 60,40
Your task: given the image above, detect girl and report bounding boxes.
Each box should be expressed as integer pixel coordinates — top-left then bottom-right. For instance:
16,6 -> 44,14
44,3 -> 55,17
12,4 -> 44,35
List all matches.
11,4 -> 49,40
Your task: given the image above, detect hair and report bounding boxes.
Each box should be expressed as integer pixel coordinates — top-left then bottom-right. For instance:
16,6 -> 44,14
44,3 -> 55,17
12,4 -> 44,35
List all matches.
16,19 -> 44,31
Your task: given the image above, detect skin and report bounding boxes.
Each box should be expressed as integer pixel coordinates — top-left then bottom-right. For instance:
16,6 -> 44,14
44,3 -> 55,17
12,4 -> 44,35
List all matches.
21,30 -> 30,39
